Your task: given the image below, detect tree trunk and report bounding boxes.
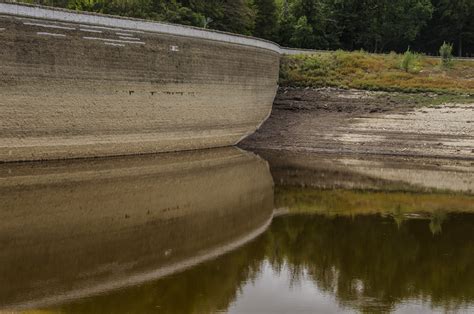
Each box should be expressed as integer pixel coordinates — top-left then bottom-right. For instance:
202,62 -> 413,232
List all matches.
458,34 -> 463,57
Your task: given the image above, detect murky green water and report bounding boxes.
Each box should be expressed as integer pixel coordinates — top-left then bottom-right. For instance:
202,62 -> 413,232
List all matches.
48,213 -> 474,314
0,148 -> 473,313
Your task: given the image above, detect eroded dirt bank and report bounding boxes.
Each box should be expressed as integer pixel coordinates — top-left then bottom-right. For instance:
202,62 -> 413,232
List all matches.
241,87 -> 474,160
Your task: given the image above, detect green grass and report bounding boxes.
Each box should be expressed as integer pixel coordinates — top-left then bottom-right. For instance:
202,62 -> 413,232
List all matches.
280,50 -> 474,94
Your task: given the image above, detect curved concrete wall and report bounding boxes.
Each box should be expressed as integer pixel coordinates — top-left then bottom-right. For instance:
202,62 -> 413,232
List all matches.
0,2 -> 280,161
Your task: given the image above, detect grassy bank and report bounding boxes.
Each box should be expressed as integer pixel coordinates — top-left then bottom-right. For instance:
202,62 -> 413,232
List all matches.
280,51 -> 474,94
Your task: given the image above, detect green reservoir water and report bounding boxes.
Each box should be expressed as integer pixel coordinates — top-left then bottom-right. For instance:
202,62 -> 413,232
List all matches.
0,148 -> 473,313
41,210 -> 474,314
51,212 -> 474,314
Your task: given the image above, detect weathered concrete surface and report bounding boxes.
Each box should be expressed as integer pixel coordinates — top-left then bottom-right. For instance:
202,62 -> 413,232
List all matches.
0,3 -> 280,161
0,147 -> 274,309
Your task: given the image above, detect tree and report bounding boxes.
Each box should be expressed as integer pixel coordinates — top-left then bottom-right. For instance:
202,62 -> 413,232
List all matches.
24,0 -> 474,55
332,0 -> 433,53
209,0 -> 256,35
427,0 -> 474,56
382,0 -> 433,52
291,0 -> 325,47
286,0 -> 339,49
290,16 -> 314,48
180,0 -> 225,27
276,0 -> 295,46
254,0 -> 279,41
330,0 -> 365,50
25,0 -> 70,7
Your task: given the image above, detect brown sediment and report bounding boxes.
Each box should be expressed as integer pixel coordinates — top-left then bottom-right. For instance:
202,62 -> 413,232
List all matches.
241,87 -> 474,160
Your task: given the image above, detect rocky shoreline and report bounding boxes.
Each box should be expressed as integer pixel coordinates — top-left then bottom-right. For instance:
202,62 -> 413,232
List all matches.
241,87 -> 474,160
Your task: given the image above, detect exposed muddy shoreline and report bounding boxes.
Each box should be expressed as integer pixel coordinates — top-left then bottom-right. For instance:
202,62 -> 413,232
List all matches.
241,87 -> 474,160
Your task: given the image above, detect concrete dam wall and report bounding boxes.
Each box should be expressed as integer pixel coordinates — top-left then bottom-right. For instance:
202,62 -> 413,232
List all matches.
0,2 -> 281,162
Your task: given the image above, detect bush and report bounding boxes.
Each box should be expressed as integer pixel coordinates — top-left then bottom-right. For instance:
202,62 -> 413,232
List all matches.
280,51 -> 474,93
439,42 -> 453,68
400,48 -> 420,73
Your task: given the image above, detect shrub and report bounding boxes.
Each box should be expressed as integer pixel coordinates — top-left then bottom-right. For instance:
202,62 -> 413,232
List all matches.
439,42 -> 453,68
400,48 -> 420,73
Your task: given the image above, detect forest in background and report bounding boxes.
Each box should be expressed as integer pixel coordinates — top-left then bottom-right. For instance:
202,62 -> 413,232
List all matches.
22,0 -> 474,56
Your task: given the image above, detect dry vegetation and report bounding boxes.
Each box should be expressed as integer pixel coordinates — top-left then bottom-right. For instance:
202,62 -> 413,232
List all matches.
280,51 -> 474,93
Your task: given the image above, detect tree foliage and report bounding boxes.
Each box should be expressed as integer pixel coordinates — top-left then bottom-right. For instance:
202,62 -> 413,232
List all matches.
417,0 -> 474,56
24,0 -> 474,56
254,0 -> 279,41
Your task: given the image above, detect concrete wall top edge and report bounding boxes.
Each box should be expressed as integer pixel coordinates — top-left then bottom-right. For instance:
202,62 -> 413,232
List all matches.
280,47 -> 330,55
0,1 -> 282,54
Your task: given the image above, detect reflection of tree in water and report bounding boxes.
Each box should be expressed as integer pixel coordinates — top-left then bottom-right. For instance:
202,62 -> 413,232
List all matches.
390,205 -> 449,235
429,210 -> 448,235
391,204 -> 406,229
53,213 -> 474,313
266,214 -> 474,313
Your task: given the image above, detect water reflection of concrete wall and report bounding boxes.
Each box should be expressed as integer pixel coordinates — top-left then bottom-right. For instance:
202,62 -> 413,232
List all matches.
0,147 -> 274,310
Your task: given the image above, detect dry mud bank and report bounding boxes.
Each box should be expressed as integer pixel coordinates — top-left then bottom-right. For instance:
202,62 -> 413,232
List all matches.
241,87 -> 474,160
